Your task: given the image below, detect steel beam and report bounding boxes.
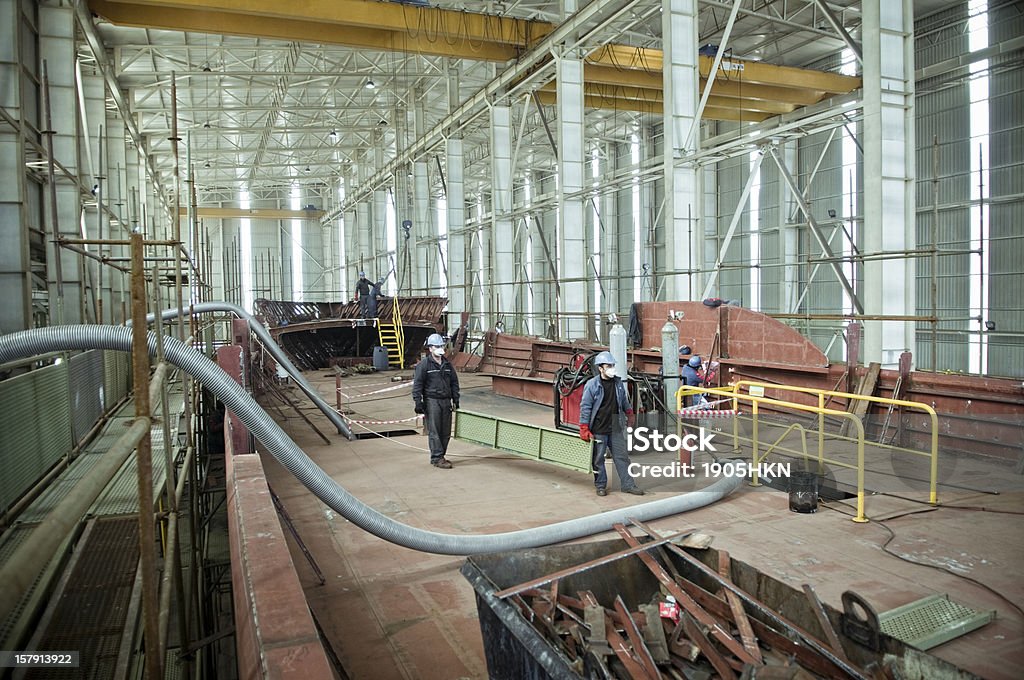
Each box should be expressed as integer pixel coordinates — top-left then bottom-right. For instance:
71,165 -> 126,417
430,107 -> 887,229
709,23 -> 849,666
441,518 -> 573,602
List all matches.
767,144 -> 863,315
557,47 -> 587,339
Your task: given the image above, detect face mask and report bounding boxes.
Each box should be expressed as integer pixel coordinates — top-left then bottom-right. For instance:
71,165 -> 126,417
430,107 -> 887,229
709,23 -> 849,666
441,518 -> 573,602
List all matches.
430,346 -> 445,357
601,365 -> 617,378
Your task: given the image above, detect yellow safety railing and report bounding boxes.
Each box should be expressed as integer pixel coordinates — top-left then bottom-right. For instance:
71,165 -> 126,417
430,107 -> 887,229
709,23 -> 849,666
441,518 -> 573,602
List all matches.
677,384 -> 872,522
733,381 -> 940,506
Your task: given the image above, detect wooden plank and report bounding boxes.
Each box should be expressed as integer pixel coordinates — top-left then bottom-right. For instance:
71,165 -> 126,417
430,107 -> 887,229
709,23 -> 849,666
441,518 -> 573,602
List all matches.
611,525 -> 760,666
614,595 -> 661,680
718,550 -> 762,664
680,612 -> 736,680
802,584 -> 852,666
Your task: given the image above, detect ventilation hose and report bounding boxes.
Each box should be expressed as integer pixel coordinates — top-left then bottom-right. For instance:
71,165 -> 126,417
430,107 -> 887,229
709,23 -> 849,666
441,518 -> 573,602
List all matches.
139,301 -> 355,440
0,326 -> 744,555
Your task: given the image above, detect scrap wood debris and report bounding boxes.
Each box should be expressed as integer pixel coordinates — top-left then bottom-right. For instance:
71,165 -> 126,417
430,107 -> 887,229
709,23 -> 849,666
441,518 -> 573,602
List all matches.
497,521 -> 879,680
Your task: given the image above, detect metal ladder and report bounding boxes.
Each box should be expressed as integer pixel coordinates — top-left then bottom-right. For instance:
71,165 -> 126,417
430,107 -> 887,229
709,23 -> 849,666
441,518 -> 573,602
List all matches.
377,296 -> 405,368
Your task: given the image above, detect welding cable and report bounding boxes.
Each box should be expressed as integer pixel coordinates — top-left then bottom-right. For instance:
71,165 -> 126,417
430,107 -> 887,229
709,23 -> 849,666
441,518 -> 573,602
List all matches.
137,301 -> 355,441
0,326 -> 745,556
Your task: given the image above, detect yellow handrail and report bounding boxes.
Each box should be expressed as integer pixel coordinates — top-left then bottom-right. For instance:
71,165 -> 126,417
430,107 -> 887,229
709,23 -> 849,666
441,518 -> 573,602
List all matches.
733,381 -> 940,506
676,384 -> 870,522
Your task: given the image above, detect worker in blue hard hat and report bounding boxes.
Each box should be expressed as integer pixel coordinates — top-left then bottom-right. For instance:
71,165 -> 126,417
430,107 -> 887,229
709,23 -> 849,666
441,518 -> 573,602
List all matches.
412,333 -> 461,469
578,351 -> 645,497
681,355 -> 704,408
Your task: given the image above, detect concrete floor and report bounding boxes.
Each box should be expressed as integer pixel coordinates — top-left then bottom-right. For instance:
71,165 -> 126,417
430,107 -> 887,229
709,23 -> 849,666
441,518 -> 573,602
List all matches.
260,369 -> 1024,680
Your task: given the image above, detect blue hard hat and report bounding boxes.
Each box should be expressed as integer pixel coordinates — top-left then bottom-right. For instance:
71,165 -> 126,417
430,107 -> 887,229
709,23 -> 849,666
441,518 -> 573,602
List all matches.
594,351 -> 616,366
426,333 -> 446,347
688,356 -> 702,368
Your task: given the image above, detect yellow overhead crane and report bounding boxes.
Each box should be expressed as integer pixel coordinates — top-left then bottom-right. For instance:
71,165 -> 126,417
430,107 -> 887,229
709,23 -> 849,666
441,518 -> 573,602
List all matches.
89,0 -> 861,121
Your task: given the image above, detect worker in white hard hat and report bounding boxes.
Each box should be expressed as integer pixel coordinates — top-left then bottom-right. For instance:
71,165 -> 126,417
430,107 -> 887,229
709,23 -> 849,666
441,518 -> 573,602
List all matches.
412,333 -> 461,469
354,271 -> 373,318
578,351 -> 645,497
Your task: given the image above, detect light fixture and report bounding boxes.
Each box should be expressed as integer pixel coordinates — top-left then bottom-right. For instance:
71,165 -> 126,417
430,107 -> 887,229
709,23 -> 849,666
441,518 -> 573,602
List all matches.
329,129 -> 338,141
304,166 -> 311,173
827,208 -> 837,218
365,78 -> 376,90
203,122 -> 211,129
204,160 -> 211,168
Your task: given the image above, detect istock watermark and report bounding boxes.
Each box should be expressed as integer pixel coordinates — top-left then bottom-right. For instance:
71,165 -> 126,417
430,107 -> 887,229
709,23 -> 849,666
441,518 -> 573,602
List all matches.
626,426 -> 717,453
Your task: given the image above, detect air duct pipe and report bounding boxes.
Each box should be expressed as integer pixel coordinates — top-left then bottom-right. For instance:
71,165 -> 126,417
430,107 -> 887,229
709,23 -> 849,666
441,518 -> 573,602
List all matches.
140,301 -> 355,440
0,326 -> 744,555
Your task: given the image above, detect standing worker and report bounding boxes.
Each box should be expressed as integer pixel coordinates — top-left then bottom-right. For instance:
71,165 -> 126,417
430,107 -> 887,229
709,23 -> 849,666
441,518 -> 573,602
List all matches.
355,271 -> 373,318
578,351 -> 645,497
366,275 -> 387,319
413,333 -> 461,469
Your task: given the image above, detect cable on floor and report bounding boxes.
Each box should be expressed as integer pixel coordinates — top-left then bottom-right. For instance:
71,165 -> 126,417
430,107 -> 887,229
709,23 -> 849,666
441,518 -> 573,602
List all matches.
819,499 -> 1024,621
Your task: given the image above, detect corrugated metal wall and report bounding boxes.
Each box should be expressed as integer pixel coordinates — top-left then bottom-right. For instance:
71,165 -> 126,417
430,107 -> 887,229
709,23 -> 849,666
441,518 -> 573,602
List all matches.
0,351 -> 131,514
0,363 -> 72,512
985,2 -> 1024,376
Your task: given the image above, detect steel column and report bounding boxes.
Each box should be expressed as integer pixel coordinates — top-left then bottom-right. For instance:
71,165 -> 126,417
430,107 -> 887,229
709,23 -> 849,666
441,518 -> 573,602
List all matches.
662,0 -> 701,301
491,104 -> 515,326
863,0 -> 916,368
556,48 -> 586,338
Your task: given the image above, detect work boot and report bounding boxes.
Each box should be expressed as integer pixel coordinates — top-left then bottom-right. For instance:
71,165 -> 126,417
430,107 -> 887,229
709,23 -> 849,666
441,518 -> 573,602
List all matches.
623,487 -> 646,496
596,487 -> 607,497
431,458 -> 453,469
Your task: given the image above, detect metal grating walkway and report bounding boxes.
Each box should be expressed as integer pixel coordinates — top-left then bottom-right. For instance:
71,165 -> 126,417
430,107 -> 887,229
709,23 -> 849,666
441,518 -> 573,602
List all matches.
453,409 -> 593,473
23,517 -> 140,679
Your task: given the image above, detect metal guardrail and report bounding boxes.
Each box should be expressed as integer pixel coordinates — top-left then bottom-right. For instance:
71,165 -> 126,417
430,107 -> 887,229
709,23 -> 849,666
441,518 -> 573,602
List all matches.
675,381 -> 941,523
454,409 -> 593,473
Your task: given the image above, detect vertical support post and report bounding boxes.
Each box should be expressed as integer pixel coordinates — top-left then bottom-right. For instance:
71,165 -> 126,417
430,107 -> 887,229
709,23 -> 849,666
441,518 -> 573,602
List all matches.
446,62 -> 466,333
863,0 -> 916,368
661,0 -> 701,301
131,234 -> 162,679
556,47 -> 586,338
492,104 -> 514,326
413,91 -> 429,294
42,62 -> 65,325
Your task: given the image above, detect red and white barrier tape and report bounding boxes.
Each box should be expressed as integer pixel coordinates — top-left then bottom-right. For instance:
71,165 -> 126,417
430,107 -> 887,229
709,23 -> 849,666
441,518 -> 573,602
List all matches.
340,412 -> 423,426
336,381 -> 413,401
678,409 -> 740,418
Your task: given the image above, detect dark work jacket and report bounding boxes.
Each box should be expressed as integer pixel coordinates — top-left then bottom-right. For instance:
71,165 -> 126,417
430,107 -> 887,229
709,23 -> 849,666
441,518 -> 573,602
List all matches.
356,278 -> 371,296
412,355 -> 460,402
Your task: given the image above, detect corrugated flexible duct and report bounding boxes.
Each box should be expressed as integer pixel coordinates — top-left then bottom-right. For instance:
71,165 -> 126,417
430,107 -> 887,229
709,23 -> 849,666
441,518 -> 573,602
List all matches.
139,302 -> 355,440
0,326 -> 744,555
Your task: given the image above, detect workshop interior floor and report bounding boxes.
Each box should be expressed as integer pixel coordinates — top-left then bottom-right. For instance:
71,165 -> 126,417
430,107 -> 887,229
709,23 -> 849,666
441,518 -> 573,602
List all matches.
259,371 -> 1024,680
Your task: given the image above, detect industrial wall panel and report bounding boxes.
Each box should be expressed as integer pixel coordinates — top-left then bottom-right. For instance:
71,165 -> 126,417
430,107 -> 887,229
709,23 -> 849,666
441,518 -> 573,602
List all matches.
914,4 -> 968,70
991,1 -> 1024,45
0,363 -> 73,512
69,350 -> 105,443
985,60 -> 1024,377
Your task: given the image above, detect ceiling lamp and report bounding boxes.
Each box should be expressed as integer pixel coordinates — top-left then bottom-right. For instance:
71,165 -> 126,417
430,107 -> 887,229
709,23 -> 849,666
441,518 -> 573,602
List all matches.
365,78 -> 376,90
203,160 -> 211,168
329,129 -> 338,141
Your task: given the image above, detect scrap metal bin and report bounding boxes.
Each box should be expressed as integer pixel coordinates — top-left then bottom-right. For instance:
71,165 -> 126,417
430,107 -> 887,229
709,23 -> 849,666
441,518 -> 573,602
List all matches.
461,538 -> 979,680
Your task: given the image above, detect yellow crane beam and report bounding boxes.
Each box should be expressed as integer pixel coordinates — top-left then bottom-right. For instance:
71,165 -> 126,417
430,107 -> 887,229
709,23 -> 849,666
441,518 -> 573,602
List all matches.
534,91 -> 771,123
89,0 -> 521,62
102,0 -> 553,47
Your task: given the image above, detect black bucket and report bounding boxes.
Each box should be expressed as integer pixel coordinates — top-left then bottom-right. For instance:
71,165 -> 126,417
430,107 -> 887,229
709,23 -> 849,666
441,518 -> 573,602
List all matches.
788,470 -> 819,513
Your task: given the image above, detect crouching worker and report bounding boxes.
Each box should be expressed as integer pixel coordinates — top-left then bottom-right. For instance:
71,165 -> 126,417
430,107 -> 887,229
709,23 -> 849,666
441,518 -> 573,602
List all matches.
412,333 -> 460,469
578,351 -> 645,497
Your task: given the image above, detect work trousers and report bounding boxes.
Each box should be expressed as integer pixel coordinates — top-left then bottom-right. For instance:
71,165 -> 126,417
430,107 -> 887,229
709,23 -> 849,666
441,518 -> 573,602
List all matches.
424,397 -> 453,462
591,431 -> 638,492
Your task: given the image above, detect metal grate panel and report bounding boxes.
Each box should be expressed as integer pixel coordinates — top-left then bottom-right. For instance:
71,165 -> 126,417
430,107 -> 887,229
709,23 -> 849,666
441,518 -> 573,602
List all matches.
91,427 -> 168,516
454,410 -> 591,473
879,594 -> 995,650
539,430 -> 593,472
24,517 -> 140,679
0,523 -> 59,649
495,421 -> 541,456
69,351 -> 105,443
454,411 -> 497,447
0,363 -> 73,512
